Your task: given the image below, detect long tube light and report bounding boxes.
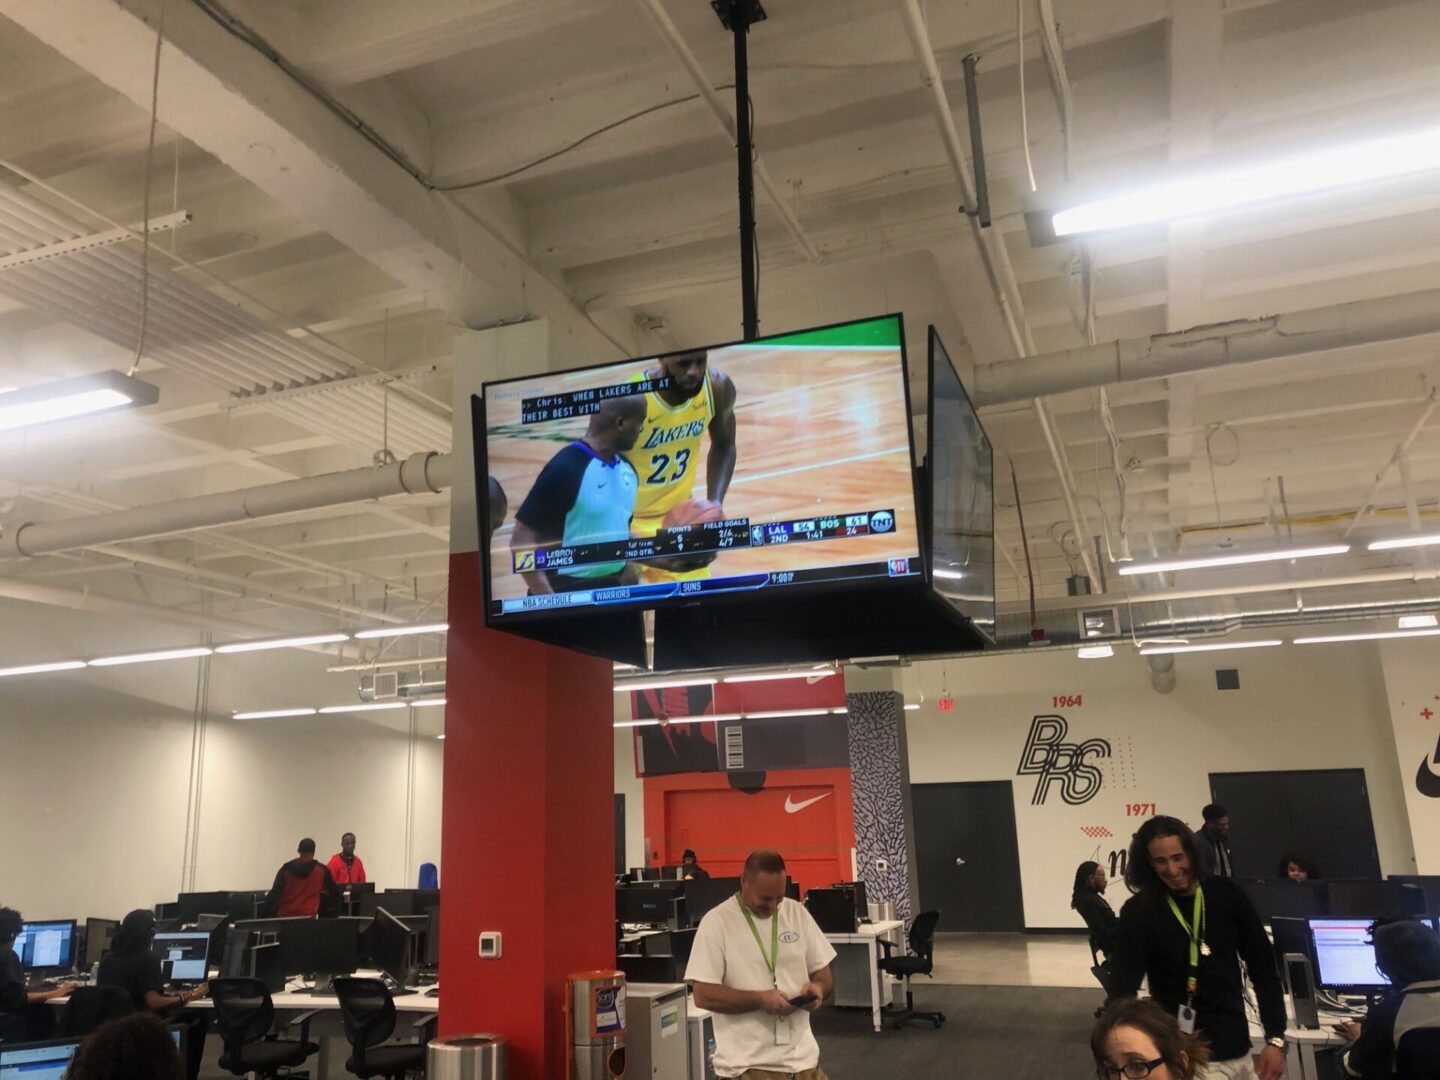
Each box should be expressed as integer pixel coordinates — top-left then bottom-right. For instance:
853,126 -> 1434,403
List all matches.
353,623 -> 449,639
721,668 -> 837,683
215,633 -> 350,654
1077,645 -> 1115,659
0,370 -> 160,432
233,708 -> 317,720
1137,639 -> 1283,656
1294,628 -> 1440,645
613,677 -> 717,693
1052,126 -> 1440,237
1117,544 -> 1350,576
89,646 -> 214,667
317,702 -> 407,714
1369,533 -> 1440,551
0,660 -> 88,678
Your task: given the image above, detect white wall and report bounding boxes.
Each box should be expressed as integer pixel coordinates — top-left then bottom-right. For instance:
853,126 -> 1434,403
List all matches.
614,698 -> 647,871
1378,638 -> 1440,873
904,643 -> 1414,928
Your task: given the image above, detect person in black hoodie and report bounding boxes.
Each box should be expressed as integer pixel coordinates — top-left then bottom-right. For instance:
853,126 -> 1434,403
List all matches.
264,838 -> 341,918
1108,816 -> 1287,1080
0,905 -> 80,1042
97,910 -> 207,1080
1333,918 -> 1440,1080
1073,860 -> 1121,957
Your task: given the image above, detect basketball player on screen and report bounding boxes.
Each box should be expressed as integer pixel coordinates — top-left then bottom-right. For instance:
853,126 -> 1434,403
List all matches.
622,348 -> 738,583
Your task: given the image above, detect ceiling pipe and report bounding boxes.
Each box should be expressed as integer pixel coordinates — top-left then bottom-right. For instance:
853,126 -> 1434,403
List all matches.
1342,389 -> 1440,539
1146,654 -> 1176,694
1,452 -> 451,558
972,288 -> 1440,407
0,576 -> 301,637
896,0 -> 1100,587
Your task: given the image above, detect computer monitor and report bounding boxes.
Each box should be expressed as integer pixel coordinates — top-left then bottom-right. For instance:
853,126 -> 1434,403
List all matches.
1390,875 -> 1440,916
805,889 -> 857,934
153,931 -> 211,983
633,867 -> 661,882
1308,918 -> 1391,993
220,929 -> 253,978
616,884 -> 683,926
1327,881 -> 1411,919
684,877 -> 741,925
13,921 -> 77,975
0,1030 -> 183,1080
424,908 -> 440,968
1266,880 -> 1328,921
1271,916 -> 1314,986
81,918 -> 119,970
377,889 -> 439,918
370,908 -> 417,988
832,881 -> 869,921
277,918 -> 361,979
785,879 -> 801,901
176,891 -> 233,926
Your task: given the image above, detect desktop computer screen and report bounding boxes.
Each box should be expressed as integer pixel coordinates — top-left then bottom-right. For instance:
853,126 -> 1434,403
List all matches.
13,921 -> 76,973
154,931 -> 211,983
832,881 -> 870,921
1309,918 -> 1389,991
684,877 -> 742,924
0,1030 -> 182,1080
277,918 -> 361,978
81,918 -> 119,970
371,909 -> 417,988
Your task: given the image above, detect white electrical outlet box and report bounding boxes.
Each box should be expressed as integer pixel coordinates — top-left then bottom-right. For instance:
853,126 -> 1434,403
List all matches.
479,932 -> 502,959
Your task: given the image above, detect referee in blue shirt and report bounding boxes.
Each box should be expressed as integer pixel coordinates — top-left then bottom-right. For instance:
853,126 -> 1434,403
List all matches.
511,395 -> 648,594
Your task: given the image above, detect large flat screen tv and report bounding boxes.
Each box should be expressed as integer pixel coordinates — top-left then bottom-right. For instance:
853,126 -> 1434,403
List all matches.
927,327 -> 995,643
477,314 -> 922,624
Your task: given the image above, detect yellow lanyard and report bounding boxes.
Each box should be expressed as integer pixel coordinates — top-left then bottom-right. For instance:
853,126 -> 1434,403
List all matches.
737,894 -> 779,986
1165,886 -> 1205,1006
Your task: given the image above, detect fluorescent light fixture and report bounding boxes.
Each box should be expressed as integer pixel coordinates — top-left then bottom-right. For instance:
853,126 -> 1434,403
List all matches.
317,702 -> 407,714
1138,639 -> 1283,656
613,677 -> 717,693
0,660 -> 87,678
353,623 -> 449,639
233,708 -> 317,720
1369,533 -> 1440,551
1294,627 -> 1440,645
831,707 -> 849,715
745,708 -> 834,718
89,646 -> 213,667
613,712 -> 743,728
436,734 -> 446,741
1117,544 -> 1350,576
721,669 -> 837,683
1400,614 -> 1440,629
1077,645 -> 1115,659
904,703 -> 920,711
215,633 -> 350,654
615,719 -> 660,728
0,370 -> 160,432
1052,126 -> 1440,237
411,698 -> 446,708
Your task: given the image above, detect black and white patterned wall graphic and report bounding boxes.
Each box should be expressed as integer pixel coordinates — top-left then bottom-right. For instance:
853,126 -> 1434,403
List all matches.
846,690 -> 918,921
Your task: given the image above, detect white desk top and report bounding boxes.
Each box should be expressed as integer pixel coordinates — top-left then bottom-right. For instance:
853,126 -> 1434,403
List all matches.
53,972 -> 439,1014
824,919 -> 903,944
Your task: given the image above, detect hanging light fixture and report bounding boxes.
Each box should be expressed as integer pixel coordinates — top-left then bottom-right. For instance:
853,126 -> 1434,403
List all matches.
0,371 -> 159,432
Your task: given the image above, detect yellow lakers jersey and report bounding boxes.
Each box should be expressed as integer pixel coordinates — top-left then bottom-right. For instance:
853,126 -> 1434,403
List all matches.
622,370 -> 714,523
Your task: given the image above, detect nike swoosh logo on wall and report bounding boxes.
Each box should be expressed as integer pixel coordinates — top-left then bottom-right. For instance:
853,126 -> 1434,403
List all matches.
784,793 -> 832,814
1416,756 -> 1440,799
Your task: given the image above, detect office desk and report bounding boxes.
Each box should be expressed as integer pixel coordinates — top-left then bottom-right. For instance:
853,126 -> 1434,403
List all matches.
825,920 -> 904,1033
1249,1005 -> 1354,1080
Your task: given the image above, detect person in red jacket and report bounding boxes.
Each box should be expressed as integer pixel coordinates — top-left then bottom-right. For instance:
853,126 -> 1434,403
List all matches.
265,838 -> 341,917
327,832 -> 367,886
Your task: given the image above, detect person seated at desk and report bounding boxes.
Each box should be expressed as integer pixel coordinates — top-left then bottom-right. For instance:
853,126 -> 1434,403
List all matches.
1092,998 -> 1209,1080
328,832 -> 367,886
1073,860 -> 1121,958
265,837 -> 341,918
0,904 -> 81,1042
1333,918 -> 1440,1080
68,1013 -> 184,1080
99,910 -> 208,1080
1275,853 -> 1321,882
682,849 -> 710,880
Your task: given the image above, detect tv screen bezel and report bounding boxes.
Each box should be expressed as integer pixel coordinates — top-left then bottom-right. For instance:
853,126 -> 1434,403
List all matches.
925,325 -> 996,646
476,312 -> 925,625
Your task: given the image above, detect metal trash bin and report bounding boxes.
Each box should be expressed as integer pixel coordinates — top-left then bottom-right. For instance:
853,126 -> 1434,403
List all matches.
567,970 -> 626,1078
428,1034 -> 507,1080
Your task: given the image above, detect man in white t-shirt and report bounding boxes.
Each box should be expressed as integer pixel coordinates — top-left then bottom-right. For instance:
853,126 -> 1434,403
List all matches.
684,850 -> 837,1080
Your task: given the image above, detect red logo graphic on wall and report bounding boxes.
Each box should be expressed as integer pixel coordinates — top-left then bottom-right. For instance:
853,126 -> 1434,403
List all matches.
1081,826 -> 1114,839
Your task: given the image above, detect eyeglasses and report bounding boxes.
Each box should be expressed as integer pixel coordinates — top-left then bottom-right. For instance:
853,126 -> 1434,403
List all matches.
1098,1057 -> 1167,1080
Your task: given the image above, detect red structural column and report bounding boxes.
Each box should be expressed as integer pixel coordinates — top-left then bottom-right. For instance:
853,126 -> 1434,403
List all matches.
439,552 -> 616,1077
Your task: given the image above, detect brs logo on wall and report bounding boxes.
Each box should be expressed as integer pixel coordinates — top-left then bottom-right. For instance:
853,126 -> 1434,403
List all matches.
1016,714 -> 1111,806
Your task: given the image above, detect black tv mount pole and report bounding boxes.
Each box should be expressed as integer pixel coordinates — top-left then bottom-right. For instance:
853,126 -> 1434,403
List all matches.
712,0 -> 767,342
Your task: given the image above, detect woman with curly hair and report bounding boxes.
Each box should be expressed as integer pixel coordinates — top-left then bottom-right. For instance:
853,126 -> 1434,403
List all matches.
1093,998 -> 1210,1080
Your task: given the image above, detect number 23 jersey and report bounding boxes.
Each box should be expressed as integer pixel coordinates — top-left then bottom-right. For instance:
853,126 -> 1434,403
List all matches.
622,370 -> 715,528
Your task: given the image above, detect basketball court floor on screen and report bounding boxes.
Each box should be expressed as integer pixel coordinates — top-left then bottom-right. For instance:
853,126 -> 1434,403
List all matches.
485,346 -> 917,601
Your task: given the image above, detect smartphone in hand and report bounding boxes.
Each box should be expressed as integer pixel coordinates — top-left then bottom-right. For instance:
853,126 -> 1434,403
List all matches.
787,993 -> 818,1007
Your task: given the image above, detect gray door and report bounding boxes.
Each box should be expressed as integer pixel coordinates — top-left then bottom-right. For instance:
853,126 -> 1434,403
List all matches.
1210,769 -> 1380,880
913,780 -> 1025,931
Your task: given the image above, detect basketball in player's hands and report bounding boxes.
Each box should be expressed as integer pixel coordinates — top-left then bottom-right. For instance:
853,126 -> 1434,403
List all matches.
663,498 -> 724,528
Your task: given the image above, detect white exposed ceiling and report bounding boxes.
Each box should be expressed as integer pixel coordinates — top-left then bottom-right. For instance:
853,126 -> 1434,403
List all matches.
0,0 -> 1437,667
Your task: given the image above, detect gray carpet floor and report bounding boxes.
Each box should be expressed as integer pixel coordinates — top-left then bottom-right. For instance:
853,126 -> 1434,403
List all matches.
810,984 -> 1105,1079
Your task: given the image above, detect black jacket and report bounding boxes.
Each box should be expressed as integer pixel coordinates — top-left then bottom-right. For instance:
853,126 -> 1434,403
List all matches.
1109,876 -> 1286,1061
1074,888 -> 1121,956
1345,980 -> 1440,1080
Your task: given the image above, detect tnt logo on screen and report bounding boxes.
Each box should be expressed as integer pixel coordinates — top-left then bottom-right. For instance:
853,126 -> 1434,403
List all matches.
870,510 -> 895,532
888,557 -> 910,577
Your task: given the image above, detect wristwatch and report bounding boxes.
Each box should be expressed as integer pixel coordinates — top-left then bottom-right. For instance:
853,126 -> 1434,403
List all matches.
1266,1036 -> 1286,1050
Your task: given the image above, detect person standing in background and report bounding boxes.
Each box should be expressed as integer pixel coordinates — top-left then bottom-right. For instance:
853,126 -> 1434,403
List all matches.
265,837 -> 341,917
328,832 -> 367,886
1193,804 -> 1233,878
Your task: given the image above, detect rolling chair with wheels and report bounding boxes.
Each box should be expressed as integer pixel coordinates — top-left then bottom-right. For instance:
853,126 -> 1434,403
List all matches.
876,910 -> 945,1029
60,986 -> 133,1037
210,977 -> 320,1079
334,977 -> 436,1079
1089,939 -> 1118,1017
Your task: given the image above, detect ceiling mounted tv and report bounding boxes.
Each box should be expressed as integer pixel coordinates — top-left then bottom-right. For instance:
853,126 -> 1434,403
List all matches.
476,314 -> 922,630
927,327 -> 996,643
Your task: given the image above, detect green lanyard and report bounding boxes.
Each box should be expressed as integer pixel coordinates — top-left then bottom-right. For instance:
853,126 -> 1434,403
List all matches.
1165,885 -> 1205,1006
737,894 -> 779,987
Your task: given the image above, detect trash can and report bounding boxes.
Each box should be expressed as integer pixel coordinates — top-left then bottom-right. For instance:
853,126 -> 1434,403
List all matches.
567,970 -> 626,1078
428,1034 -> 507,1080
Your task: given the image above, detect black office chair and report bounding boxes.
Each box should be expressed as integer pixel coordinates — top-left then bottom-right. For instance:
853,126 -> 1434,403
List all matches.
210,977 -> 320,1079
334,977 -> 435,1079
876,910 -> 945,1030
59,986 -> 133,1037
